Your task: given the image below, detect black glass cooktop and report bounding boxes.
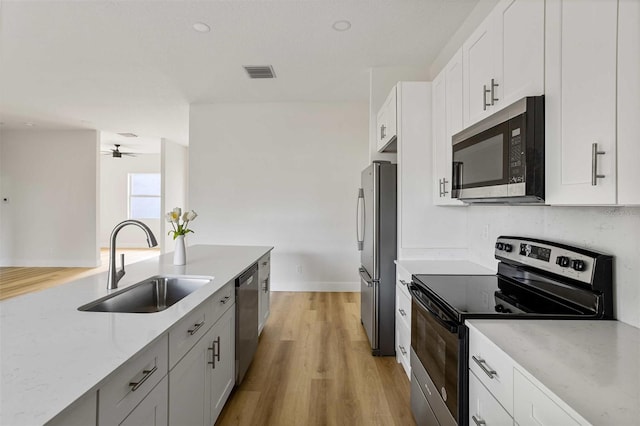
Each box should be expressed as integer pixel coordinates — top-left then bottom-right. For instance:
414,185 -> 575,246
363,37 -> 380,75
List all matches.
412,271 -> 596,322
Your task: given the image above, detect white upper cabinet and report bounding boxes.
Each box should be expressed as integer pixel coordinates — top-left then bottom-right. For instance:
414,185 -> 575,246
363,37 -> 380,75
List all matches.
376,86 -> 398,152
463,0 -> 544,128
617,0 -> 640,205
433,49 -> 465,206
545,0 -> 618,205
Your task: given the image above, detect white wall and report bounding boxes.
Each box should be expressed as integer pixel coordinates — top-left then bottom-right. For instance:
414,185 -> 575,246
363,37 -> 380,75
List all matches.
465,206 -> 640,328
189,102 -> 369,291
369,67 -> 429,163
0,129 -> 100,267
100,153 -> 161,248
161,139 -> 188,254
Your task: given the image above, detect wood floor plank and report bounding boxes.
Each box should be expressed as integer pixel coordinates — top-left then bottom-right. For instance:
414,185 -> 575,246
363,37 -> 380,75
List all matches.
216,292 -> 415,426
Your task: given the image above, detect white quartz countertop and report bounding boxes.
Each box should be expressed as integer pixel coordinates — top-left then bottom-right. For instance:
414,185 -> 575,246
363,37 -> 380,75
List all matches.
466,319 -> 640,426
0,244 -> 272,426
395,259 -> 496,276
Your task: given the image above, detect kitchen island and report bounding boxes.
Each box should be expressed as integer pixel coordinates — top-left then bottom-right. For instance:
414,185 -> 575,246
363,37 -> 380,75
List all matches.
0,245 -> 272,426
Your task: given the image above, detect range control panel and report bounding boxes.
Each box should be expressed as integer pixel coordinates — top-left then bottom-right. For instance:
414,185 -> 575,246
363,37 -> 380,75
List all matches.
493,236 -> 612,287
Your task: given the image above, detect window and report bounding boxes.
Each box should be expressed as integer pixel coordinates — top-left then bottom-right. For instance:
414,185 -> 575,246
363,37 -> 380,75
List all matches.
129,173 -> 161,219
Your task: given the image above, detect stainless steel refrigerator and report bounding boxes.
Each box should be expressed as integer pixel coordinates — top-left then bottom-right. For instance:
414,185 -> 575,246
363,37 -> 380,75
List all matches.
356,161 -> 397,356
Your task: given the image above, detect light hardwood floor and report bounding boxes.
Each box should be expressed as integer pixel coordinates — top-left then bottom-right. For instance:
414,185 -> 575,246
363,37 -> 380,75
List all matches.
0,248 -> 160,301
217,292 -> 415,426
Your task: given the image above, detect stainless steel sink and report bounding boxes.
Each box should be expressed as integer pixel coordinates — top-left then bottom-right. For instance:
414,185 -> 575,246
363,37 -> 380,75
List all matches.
78,275 -> 213,313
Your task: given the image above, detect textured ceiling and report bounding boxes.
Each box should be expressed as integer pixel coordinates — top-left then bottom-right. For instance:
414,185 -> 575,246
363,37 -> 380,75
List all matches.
0,0 -> 479,144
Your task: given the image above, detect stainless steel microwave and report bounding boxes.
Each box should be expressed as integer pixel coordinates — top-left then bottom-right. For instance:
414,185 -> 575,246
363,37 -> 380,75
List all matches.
451,96 -> 544,203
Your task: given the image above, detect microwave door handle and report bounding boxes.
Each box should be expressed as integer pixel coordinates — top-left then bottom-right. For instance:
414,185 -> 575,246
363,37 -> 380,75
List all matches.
356,188 -> 365,251
409,286 -> 459,334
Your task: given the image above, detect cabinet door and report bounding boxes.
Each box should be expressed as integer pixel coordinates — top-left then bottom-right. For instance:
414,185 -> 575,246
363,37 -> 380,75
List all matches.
377,86 -> 398,151
545,0 -> 618,205
494,0 -> 544,109
442,49 -> 465,205
120,377 -> 168,426
513,370 -> 580,426
617,0 -> 640,205
432,71 -> 448,205
209,305 -> 236,424
463,14 -> 495,127
47,391 -> 97,426
468,370 -> 513,426
169,325 -> 216,426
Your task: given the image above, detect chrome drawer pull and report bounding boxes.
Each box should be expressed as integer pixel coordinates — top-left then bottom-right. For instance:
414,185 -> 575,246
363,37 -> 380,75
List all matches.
129,365 -> 157,392
220,295 -> 230,304
262,261 -> 268,266
398,345 -> 407,356
472,355 -> 497,379
187,321 -> 205,335
472,415 -> 486,426
399,279 -> 409,287
398,308 -> 407,317
208,336 -> 221,369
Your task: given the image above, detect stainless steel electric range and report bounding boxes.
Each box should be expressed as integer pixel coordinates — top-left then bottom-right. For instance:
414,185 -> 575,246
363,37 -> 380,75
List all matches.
408,236 -> 614,426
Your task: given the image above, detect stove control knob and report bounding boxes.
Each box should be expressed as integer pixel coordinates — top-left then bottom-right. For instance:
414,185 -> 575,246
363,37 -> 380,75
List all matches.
571,259 -> 586,271
556,256 -> 571,267
503,243 -> 513,252
495,242 -> 504,250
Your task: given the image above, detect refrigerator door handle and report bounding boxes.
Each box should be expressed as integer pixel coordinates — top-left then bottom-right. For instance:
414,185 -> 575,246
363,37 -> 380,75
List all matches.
359,267 -> 373,287
356,188 -> 365,251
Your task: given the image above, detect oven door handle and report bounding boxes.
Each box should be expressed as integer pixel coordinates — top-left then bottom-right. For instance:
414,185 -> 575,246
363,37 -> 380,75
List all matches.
409,285 -> 459,334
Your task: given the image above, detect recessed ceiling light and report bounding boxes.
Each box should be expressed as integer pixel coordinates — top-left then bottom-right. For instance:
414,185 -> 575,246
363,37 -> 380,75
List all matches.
193,22 -> 211,33
332,20 -> 351,32
24,122 -> 35,127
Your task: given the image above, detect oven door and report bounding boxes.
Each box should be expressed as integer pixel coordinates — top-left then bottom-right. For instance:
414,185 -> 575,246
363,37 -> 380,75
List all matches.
410,285 -> 463,425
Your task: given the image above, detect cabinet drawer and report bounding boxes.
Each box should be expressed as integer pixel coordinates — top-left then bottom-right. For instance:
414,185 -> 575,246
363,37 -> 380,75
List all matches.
209,280 -> 235,328
514,369 -> 581,426
396,286 -> 411,330
395,316 -> 411,379
468,325 -> 514,415
396,266 -> 412,299
469,370 -> 513,426
258,253 -> 270,280
99,335 -> 168,426
169,301 -> 212,369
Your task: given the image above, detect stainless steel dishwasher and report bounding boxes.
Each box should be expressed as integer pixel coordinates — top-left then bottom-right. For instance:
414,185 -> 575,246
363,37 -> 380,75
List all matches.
235,263 -> 259,384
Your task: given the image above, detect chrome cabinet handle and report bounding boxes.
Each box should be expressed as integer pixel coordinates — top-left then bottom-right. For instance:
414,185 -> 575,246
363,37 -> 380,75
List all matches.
380,124 -> 386,140
398,345 -> 407,356
472,415 -> 486,426
398,308 -> 407,317
438,178 -> 444,197
187,321 -> 205,335
483,85 -> 491,110
490,78 -> 499,105
129,365 -> 157,392
262,261 -> 268,266
591,142 -> 606,185
442,178 -> 449,196
399,279 -> 409,287
208,336 -> 221,369
472,355 -> 497,379
220,295 -> 230,304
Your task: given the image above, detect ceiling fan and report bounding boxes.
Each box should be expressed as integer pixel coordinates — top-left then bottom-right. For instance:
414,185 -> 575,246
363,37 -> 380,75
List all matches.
102,144 -> 136,158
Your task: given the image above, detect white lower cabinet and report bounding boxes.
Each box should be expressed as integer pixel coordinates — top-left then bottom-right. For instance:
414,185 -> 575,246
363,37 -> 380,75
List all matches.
513,369 -> 580,426
169,303 -> 235,426
120,377 -> 168,426
258,253 -> 271,335
468,370 -> 512,426
99,336 -> 169,426
395,265 -> 412,379
46,391 -> 97,426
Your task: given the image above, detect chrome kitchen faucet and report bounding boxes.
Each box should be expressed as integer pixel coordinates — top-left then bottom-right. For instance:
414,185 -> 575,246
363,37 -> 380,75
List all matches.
107,220 -> 158,290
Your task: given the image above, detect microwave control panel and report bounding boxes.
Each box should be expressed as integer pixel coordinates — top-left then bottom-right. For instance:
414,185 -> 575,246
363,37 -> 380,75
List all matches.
509,126 -> 525,184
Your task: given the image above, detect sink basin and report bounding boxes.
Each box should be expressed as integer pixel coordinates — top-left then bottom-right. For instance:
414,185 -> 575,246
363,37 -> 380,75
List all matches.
78,275 -> 213,313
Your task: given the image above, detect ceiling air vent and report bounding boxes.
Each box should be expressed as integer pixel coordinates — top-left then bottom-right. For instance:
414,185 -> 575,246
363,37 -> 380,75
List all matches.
243,65 -> 276,79
117,132 -> 138,138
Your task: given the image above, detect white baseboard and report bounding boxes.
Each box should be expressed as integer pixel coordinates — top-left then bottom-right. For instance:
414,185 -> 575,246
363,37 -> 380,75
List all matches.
271,281 -> 360,292
0,258 -> 100,267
